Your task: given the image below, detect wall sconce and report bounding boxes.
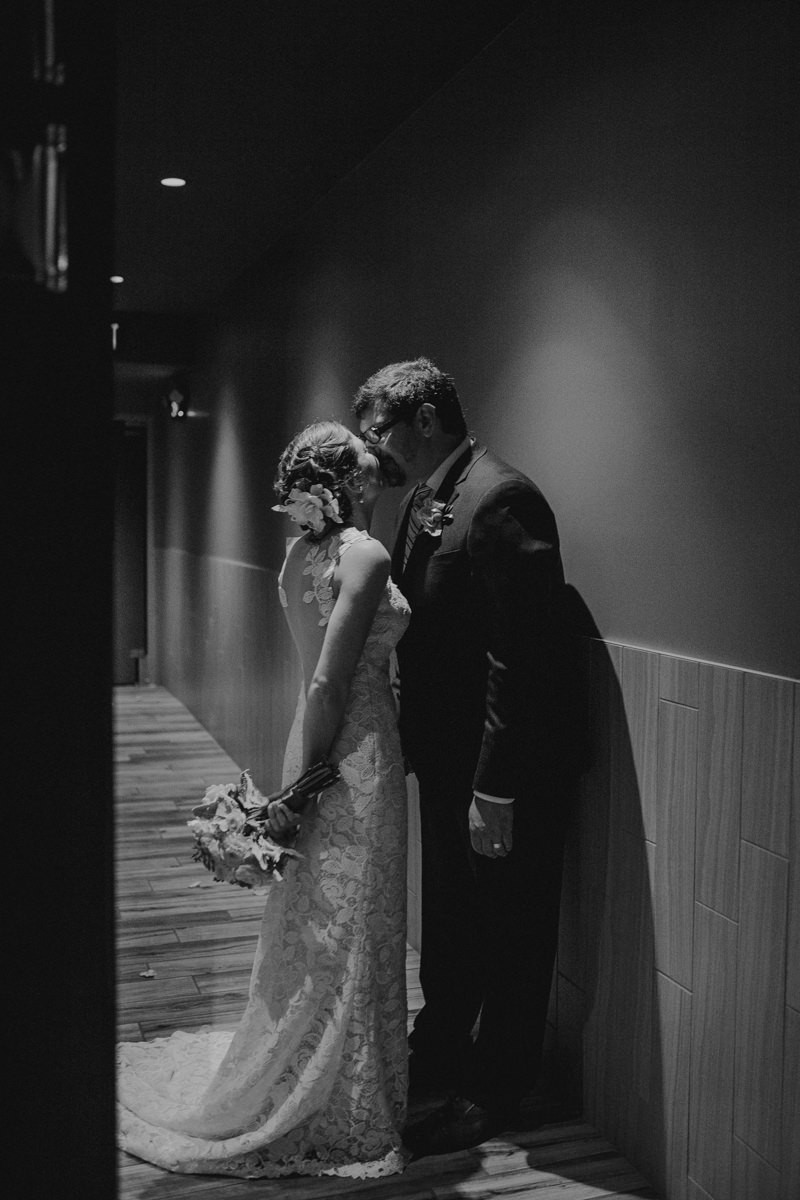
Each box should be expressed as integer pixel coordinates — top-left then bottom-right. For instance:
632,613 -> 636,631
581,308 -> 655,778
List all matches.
168,391 -> 187,419
162,373 -> 190,419
160,372 -> 209,419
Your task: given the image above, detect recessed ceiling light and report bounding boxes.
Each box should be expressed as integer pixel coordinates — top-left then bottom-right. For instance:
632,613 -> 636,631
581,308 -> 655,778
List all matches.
110,274 -> 124,283
160,177 -> 186,188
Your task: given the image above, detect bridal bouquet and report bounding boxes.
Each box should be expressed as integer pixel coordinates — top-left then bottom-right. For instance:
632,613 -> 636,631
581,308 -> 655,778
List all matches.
188,761 -> 340,887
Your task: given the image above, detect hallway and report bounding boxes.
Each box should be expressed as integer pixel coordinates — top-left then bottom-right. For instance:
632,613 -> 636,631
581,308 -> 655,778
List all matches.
115,684 -> 658,1199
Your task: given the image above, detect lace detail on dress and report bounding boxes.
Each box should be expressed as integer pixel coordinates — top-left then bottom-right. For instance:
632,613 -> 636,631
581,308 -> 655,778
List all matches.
301,528 -> 369,626
117,543 -> 412,1179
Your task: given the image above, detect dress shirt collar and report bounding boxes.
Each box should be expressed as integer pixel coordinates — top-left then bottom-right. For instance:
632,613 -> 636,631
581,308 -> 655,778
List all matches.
425,435 -> 472,494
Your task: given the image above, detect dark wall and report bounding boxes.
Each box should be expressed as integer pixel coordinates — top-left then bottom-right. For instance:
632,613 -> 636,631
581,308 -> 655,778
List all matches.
154,1 -> 798,685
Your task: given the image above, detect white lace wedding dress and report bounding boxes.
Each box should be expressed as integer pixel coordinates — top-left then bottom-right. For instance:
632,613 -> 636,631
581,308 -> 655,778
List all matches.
117,528 -> 411,1178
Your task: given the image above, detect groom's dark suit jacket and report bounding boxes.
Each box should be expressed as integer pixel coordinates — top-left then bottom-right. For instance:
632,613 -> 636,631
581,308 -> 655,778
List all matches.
392,441 -> 580,799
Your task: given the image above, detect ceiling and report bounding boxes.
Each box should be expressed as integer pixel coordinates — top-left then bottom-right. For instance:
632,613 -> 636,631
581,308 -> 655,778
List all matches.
113,0 -> 539,319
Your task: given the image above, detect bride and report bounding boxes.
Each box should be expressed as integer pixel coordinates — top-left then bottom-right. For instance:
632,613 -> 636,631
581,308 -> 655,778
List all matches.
117,421 -> 411,1178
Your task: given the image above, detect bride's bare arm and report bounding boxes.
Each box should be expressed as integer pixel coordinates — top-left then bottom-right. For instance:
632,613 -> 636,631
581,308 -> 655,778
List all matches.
301,537 -> 389,771
265,537 -> 390,838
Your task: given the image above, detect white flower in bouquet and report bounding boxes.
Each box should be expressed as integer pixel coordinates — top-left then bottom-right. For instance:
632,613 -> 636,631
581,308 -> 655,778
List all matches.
188,761 -> 340,888
188,771 -> 301,887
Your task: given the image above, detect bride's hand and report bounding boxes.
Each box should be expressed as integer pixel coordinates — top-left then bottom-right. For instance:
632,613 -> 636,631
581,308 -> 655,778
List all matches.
265,800 -> 301,838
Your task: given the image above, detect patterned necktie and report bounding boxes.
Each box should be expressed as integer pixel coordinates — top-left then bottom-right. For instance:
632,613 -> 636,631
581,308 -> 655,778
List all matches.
403,484 -> 433,567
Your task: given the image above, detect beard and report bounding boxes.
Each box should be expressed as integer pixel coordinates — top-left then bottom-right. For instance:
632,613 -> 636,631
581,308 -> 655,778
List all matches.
373,448 -> 407,487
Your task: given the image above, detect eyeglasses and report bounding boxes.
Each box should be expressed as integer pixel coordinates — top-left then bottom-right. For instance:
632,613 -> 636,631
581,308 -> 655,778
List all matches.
362,401 -> 422,445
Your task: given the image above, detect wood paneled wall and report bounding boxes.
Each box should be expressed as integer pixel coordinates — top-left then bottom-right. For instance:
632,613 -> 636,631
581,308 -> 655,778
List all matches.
557,639 -> 799,1200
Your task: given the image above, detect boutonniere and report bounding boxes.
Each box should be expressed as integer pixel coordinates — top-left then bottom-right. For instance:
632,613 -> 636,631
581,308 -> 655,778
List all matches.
417,496 -> 455,538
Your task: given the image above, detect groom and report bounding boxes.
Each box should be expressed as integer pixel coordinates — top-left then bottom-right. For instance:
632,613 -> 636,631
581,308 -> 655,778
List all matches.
353,357 -> 582,1156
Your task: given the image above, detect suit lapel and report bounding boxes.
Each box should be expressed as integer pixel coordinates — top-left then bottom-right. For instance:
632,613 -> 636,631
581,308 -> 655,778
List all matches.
434,440 -> 485,506
396,442 -> 486,581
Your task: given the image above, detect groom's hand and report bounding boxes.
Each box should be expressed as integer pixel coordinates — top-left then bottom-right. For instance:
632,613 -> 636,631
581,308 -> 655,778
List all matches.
469,795 -> 514,858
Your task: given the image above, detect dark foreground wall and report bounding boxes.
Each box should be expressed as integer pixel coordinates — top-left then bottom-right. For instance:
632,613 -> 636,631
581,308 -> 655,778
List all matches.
5,2 -> 116,1193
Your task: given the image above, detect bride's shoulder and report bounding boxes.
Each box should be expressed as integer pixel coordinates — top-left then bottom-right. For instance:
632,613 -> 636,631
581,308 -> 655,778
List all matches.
335,529 -> 390,578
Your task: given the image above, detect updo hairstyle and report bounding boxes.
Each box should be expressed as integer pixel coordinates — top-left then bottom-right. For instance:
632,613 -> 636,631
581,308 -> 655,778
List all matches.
273,420 -> 361,536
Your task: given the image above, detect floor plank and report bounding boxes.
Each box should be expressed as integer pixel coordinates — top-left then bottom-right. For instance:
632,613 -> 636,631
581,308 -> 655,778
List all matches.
115,684 -> 659,1199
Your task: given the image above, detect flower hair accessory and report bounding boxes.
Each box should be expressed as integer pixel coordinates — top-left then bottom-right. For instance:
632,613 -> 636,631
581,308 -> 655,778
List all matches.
417,496 -> 455,538
272,480 -> 343,534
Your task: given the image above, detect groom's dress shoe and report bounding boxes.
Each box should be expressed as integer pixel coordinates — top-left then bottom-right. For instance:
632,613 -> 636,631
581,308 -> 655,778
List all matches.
404,1095 -> 518,1157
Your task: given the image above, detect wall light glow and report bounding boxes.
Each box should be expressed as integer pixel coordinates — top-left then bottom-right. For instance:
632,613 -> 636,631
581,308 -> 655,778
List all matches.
160,177 -> 187,188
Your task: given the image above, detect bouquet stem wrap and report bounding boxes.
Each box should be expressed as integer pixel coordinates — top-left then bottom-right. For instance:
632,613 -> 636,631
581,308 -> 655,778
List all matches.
245,759 -> 341,822
188,760 -> 340,888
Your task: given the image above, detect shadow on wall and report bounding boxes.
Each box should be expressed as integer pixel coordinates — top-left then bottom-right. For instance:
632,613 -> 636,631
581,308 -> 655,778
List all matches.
554,586 -> 671,1197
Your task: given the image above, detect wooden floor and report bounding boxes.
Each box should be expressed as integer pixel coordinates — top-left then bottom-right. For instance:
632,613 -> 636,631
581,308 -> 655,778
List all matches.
115,684 -> 659,1199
